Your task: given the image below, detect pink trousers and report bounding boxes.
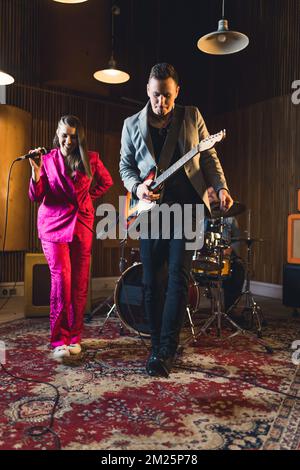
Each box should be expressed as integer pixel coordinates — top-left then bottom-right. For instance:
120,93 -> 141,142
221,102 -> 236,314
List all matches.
41,221 -> 93,348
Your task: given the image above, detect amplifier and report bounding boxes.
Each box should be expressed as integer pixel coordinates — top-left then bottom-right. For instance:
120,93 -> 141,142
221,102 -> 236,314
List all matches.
24,253 -> 91,317
283,263 -> 300,308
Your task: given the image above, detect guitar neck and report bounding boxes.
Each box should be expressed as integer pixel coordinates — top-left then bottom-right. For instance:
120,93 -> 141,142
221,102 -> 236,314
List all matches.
151,144 -> 200,190
149,130 -> 224,191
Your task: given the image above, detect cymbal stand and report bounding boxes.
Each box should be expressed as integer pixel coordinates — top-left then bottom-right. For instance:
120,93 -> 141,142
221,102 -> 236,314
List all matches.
226,238 -> 264,337
186,305 -> 197,342
85,239 -> 128,336
182,218 -> 273,354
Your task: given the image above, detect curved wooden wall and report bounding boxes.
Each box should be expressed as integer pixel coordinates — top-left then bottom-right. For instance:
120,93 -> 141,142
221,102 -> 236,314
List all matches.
0,105 -> 31,251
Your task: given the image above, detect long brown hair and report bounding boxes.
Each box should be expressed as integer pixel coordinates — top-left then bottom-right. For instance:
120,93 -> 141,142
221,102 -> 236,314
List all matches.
53,115 -> 92,178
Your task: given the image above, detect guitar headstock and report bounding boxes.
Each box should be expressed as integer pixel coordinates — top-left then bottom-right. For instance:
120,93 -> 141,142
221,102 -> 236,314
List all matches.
199,129 -> 226,152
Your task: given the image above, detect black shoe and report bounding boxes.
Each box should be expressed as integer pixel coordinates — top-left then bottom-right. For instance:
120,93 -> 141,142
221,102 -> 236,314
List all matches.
157,349 -> 176,377
146,350 -> 162,377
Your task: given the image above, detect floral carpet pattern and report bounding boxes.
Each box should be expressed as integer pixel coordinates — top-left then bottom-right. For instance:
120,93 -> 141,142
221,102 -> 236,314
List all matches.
0,315 -> 300,450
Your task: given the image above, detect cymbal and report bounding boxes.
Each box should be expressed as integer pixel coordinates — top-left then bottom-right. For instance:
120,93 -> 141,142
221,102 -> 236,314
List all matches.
210,201 -> 246,219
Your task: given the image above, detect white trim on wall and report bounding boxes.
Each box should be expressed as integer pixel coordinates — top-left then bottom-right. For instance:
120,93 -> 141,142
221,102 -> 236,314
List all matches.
250,281 -> 282,299
0,279 -> 283,300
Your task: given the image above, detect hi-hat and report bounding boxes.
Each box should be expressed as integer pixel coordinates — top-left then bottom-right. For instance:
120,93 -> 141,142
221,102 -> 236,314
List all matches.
210,201 -> 246,219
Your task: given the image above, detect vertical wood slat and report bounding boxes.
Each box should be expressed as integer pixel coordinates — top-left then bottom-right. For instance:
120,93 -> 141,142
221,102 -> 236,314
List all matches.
0,0 -> 40,85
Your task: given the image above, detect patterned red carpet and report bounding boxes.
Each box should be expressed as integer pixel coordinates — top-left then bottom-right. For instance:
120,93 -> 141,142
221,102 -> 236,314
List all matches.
0,315 -> 300,450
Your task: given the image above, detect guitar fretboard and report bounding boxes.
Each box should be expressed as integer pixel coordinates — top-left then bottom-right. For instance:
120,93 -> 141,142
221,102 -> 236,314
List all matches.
151,136 -> 217,190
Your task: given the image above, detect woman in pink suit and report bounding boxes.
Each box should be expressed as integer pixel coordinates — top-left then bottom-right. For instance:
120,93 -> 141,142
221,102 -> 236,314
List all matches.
29,115 -> 113,359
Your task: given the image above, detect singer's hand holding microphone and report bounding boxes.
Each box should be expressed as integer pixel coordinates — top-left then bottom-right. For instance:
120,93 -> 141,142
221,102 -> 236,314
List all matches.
25,147 -> 47,183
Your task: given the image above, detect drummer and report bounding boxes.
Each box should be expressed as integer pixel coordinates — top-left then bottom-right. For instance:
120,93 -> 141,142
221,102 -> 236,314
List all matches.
206,187 -> 245,316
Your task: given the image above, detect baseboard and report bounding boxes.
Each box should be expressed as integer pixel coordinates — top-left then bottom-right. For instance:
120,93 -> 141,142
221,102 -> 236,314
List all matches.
250,281 -> 282,299
92,278 -> 283,300
0,278 -> 283,301
91,276 -> 118,299
0,277 -> 118,301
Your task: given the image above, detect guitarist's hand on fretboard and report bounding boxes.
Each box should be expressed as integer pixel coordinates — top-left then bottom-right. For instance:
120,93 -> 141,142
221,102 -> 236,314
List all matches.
136,179 -> 160,203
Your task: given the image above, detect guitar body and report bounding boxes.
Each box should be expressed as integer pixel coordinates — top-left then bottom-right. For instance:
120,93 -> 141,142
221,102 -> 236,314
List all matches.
124,130 -> 226,229
125,168 -> 163,227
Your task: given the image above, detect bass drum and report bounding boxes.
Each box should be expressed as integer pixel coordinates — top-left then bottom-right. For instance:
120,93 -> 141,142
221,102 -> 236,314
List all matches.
114,263 -> 150,337
114,263 -> 201,337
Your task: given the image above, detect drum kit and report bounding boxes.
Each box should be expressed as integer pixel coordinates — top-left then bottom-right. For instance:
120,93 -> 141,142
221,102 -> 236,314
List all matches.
86,201 -> 273,354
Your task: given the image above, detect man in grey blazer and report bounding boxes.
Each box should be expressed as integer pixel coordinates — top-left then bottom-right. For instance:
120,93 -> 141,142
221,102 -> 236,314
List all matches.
119,63 -> 233,377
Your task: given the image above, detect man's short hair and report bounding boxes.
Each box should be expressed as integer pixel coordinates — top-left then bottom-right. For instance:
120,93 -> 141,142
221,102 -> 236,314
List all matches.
148,63 -> 179,85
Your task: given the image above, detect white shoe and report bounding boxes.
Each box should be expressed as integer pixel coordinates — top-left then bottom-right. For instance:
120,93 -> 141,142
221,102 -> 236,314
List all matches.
68,343 -> 82,355
53,345 -> 70,359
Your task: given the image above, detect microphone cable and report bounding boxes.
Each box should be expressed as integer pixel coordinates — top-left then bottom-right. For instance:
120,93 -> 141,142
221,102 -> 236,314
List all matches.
0,363 -> 61,449
0,159 -> 19,311
1,150 -> 61,449
1,149 -> 45,310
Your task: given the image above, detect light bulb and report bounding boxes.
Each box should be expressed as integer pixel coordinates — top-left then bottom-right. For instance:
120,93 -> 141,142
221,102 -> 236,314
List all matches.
217,34 -> 227,43
0,70 -> 14,85
93,68 -> 130,84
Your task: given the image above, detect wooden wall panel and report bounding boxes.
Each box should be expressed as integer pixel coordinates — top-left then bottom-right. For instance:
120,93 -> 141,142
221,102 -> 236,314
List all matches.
0,105 -> 32,251
210,95 -> 300,284
0,0 -> 40,85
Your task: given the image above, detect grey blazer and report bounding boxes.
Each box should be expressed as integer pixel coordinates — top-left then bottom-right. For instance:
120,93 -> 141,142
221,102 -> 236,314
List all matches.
119,101 -> 229,212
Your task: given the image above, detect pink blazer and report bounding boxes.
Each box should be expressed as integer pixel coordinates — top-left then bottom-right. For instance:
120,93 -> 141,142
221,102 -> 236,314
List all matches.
29,149 -> 113,242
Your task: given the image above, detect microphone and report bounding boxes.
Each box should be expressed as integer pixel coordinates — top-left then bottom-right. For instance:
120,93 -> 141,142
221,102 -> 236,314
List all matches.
16,147 -> 47,161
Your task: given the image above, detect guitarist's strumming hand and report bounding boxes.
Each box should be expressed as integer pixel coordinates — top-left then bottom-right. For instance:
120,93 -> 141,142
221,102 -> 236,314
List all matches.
219,189 -> 233,212
136,179 -> 160,203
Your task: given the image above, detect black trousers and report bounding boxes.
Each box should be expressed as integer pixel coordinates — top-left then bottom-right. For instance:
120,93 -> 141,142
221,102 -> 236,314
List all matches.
140,236 -> 194,355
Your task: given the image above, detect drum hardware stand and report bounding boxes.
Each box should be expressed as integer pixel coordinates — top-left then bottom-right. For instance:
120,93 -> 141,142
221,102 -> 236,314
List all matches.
85,239 -> 129,336
226,237 -> 265,337
182,218 -> 273,354
186,305 -> 197,342
86,292 -> 126,336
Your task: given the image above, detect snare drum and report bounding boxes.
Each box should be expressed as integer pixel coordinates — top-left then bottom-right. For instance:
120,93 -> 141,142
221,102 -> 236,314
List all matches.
192,257 -> 231,280
191,225 -> 231,279
192,231 -> 222,271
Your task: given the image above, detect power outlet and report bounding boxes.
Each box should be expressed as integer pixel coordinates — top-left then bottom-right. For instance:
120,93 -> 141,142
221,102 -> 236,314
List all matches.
0,287 -> 17,298
0,288 -> 9,298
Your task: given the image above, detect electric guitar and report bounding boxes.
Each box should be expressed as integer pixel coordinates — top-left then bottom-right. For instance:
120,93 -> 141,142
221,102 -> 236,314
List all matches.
125,129 -> 226,226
